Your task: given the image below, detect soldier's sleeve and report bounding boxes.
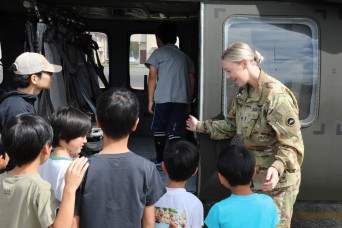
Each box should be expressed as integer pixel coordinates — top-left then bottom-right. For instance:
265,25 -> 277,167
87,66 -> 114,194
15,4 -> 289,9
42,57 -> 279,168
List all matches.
196,98 -> 237,140
267,93 -> 304,176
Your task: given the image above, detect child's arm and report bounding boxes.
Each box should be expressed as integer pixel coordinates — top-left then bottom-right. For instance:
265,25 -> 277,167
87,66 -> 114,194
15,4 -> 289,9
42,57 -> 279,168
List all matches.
50,157 -> 89,228
72,216 -> 80,228
142,205 -> 155,228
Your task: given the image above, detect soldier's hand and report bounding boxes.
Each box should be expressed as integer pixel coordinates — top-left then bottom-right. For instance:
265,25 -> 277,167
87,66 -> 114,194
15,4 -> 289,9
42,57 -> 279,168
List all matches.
186,115 -> 198,132
263,166 -> 279,192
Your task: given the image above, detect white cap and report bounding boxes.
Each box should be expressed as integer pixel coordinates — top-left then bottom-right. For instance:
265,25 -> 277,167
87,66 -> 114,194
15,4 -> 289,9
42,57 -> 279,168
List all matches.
13,52 -> 62,75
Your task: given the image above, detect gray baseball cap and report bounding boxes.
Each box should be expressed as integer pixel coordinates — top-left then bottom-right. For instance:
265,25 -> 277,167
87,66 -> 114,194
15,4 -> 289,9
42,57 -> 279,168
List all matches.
13,52 -> 62,75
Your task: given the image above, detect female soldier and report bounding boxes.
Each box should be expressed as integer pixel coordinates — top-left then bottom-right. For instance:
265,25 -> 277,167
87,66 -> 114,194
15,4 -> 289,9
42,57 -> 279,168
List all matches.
186,42 -> 304,228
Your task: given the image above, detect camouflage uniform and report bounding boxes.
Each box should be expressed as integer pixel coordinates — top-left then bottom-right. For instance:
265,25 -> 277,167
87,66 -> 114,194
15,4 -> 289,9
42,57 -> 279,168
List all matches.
197,70 -> 304,228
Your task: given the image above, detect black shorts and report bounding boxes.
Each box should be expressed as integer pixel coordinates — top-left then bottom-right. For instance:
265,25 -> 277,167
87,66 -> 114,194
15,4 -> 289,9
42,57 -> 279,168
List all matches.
152,102 -> 187,137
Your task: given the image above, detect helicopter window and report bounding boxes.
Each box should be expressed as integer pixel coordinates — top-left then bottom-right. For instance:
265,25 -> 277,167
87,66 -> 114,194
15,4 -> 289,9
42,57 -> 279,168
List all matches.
223,16 -> 319,127
89,32 -> 109,88
129,34 -> 179,90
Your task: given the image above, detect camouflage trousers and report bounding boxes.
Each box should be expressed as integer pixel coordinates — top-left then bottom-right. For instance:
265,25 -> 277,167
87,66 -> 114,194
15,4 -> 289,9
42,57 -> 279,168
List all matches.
255,176 -> 301,228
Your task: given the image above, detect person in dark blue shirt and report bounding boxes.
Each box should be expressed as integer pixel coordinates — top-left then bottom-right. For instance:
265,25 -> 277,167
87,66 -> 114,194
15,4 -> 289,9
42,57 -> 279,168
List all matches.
0,52 -> 62,172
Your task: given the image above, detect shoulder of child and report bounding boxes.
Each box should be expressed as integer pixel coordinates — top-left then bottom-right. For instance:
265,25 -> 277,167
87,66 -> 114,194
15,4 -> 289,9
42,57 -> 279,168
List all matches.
257,193 -> 273,200
22,173 -> 54,190
186,191 -> 203,204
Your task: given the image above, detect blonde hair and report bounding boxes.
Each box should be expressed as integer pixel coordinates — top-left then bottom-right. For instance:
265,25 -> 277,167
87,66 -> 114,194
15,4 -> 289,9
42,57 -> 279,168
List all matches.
221,42 -> 264,64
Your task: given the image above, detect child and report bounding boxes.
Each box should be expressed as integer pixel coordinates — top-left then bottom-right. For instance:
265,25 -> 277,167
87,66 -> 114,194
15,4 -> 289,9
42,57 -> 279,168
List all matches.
204,145 -> 280,228
0,52 -> 62,172
0,113 -> 88,228
145,21 -> 195,165
155,140 -> 204,228
74,88 -> 166,228
39,107 -> 92,201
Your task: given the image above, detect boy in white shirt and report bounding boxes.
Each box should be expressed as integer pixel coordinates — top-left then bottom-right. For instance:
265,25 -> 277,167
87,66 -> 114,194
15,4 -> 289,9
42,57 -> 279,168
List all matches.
155,140 -> 204,228
39,107 -> 91,201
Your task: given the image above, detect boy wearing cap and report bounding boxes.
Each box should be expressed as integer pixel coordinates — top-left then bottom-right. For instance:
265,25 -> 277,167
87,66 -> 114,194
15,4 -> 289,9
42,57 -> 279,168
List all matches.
0,52 -> 62,172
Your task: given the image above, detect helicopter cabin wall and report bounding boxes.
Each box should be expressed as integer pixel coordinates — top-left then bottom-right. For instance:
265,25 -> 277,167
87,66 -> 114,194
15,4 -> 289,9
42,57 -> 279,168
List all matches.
198,1 -> 342,201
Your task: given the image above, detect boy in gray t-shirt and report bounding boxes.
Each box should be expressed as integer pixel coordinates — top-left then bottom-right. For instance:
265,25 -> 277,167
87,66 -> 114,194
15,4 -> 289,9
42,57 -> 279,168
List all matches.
74,88 -> 166,228
145,21 -> 195,165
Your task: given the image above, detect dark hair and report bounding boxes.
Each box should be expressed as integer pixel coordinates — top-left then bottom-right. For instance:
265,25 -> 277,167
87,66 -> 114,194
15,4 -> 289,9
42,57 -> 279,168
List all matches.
10,63 -> 42,88
14,73 -> 43,88
96,88 -> 139,139
1,113 -> 53,167
164,140 -> 199,182
50,107 -> 92,147
155,21 -> 177,45
217,145 -> 255,187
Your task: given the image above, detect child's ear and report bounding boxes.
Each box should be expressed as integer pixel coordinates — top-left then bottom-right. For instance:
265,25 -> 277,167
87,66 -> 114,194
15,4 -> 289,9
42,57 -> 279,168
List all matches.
132,118 -> 139,132
161,162 -> 167,173
0,153 -> 8,170
96,116 -> 101,128
191,166 -> 198,176
39,143 -> 51,164
218,172 -> 229,187
30,74 -> 38,85
218,172 -> 224,183
41,143 -> 51,156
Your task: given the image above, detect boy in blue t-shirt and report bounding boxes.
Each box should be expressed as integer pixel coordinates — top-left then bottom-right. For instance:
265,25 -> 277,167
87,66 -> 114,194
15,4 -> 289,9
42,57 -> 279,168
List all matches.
205,145 -> 280,228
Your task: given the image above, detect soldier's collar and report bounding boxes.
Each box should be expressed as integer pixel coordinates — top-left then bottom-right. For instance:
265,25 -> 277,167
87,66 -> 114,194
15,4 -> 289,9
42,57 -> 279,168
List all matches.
257,69 -> 266,90
243,69 -> 265,102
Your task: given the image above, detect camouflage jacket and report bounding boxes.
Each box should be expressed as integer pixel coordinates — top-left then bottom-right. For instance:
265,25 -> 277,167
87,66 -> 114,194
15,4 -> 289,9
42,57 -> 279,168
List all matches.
197,70 -> 304,189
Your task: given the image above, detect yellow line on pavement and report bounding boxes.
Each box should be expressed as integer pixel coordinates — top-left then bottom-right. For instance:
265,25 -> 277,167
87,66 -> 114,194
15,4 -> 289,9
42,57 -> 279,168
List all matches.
293,212 -> 342,219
